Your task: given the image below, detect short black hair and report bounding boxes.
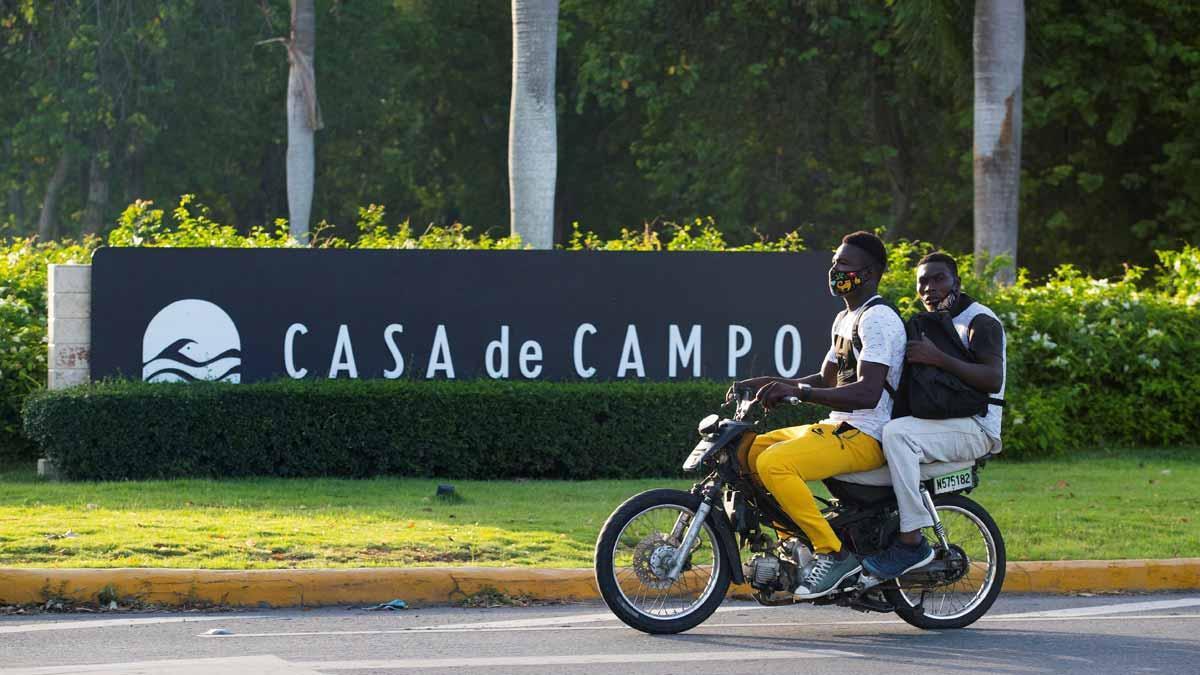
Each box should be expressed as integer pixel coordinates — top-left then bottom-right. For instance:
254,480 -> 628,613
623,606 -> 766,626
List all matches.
841,231 -> 887,271
917,251 -> 959,278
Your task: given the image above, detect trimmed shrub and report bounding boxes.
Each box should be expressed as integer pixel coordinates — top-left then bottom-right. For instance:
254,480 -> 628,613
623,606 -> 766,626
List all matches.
22,380 -> 823,480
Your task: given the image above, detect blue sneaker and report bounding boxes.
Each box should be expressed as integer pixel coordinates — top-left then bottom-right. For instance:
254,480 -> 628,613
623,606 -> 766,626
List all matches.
862,538 -> 935,580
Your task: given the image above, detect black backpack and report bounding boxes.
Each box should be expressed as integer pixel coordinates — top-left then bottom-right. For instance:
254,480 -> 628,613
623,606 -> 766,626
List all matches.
889,307 -> 1004,420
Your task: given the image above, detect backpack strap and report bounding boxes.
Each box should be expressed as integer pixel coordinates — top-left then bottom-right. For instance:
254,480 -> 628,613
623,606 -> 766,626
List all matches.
850,296 -> 899,398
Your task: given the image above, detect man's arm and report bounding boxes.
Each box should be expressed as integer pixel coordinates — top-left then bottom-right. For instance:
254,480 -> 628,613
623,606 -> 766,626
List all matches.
755,361 -> 889,409
733,362 -> 835,395
906,316 -> 1004,393
802,361 -> 888,409
795,361 -> 837,388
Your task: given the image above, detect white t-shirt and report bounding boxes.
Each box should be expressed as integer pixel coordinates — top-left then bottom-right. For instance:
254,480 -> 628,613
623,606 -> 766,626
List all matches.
821,299 -> 906,440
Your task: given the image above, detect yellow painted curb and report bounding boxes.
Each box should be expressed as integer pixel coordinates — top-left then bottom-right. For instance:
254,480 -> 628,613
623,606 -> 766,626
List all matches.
1002,558 -> 1200,593
0,559 -> 1196,608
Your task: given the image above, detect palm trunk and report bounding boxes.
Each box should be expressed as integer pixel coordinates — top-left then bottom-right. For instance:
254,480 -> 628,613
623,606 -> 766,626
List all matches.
36,152 -> 71,241
286,0 -> 321,244
973,0 -> 1024,284
508,0 -> 559,250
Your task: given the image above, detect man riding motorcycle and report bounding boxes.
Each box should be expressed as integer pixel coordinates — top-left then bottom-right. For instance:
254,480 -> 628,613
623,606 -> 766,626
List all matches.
733,230 -> 906,599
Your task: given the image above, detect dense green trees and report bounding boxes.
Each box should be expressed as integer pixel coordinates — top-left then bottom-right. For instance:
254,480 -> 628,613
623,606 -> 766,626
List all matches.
1,0 -> 1196,275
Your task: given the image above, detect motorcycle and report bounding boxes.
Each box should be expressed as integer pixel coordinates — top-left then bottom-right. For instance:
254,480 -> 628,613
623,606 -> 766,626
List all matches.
594,387 -> 1006,634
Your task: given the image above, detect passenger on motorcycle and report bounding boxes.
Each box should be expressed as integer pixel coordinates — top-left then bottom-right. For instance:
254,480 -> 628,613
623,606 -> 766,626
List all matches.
733,231 -> 906,600
862,251 -> 1006,580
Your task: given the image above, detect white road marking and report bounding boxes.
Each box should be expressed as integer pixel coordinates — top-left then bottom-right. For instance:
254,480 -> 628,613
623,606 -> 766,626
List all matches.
991,597 -> 1200,619
0,655 -> 313,675
200,613 -> 1200,639
293,649 -> 861,670
430,604 -> 772,630
0,615 -> 269,635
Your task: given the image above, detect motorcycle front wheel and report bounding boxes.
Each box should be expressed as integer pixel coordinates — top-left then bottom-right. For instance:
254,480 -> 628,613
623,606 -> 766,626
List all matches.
884,493 -> 1006,629
594,488 -> 731,634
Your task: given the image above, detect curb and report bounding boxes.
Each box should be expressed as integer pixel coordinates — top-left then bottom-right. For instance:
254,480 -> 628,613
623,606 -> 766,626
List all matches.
1,559 -> 1197,609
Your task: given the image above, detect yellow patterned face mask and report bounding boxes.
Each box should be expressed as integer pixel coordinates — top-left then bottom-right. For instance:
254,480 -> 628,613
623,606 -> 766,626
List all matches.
828,268 -> 865,296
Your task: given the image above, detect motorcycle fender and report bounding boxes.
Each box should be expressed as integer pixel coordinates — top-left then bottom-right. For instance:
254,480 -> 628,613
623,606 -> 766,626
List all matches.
706,506 -> 745,585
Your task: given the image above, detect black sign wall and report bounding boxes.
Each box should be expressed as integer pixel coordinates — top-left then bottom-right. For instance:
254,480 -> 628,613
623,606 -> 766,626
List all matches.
91,248 -> 842,383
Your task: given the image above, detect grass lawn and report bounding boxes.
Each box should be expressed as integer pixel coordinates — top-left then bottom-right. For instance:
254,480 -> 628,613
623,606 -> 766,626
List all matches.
0,449 -> 1196,569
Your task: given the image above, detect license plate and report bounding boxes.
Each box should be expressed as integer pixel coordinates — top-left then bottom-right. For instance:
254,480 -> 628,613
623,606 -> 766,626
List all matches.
682,440 -> 713,471
933,467 -> 974,494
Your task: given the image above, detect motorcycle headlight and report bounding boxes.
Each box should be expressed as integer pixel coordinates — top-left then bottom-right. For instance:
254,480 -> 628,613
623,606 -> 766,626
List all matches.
697,414 -> 720,435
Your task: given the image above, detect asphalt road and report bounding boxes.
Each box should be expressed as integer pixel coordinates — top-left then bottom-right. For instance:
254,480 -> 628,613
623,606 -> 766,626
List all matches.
2,593 -> 1198,674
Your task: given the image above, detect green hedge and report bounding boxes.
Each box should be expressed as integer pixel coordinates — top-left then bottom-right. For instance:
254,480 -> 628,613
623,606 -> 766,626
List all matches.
22,380 -> 823,480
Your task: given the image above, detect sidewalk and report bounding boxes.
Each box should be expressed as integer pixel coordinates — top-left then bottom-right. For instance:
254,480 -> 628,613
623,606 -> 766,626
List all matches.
2,559 -> 1197,608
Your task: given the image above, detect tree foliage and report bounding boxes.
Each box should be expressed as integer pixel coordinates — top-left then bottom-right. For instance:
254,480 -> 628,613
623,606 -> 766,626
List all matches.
1,0 -> 1197,275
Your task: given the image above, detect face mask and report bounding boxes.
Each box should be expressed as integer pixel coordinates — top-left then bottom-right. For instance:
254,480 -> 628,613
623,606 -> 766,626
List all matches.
934,289 -> 958,311
828,268 -> 866,296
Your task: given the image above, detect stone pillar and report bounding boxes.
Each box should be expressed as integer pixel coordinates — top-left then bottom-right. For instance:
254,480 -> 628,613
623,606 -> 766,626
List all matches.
47,264 -> 92,389
41,264 -> 92,479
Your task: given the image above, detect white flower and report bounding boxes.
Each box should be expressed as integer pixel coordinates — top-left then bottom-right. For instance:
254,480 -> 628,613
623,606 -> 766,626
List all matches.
1146,328 -> 1163,339
1013,415 -> 1025,426
1049,355 -> 1069,368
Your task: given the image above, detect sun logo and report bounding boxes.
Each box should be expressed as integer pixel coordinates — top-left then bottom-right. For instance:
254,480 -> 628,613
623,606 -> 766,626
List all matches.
142,299 -> 242,383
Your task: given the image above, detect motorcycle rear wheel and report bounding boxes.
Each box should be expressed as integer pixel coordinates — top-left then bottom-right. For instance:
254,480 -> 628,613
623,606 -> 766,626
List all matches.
884,493 -> 1006,629
594,489 -> 731,634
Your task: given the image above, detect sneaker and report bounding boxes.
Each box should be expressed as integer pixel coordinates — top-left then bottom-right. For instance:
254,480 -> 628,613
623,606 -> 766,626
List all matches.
862,538 -> 936,580
793,551 -> 862,599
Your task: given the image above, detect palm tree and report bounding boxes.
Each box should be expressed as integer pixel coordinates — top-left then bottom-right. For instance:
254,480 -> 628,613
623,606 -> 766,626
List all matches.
286,0 -> 322,244
973,0 -> 1024,283
508,0 -> 559,249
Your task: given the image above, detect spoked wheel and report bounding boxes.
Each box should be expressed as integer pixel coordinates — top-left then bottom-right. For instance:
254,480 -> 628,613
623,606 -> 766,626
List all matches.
594,489 -> 731,634
884,493 -> 1006,629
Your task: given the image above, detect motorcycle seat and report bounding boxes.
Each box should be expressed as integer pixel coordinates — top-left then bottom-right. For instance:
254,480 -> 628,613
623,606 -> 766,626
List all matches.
833,460 -> 977,487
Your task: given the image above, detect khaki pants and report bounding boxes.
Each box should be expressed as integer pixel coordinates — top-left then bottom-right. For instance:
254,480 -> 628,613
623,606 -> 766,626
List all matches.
882,416 -> 998,532
748,423 -> 885,554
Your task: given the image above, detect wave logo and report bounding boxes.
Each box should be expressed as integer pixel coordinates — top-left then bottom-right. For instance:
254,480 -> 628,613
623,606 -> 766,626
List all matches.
142,299 -> 242,383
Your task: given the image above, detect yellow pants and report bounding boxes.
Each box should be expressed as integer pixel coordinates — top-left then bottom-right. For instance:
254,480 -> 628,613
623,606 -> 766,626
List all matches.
748,423 -> 885,554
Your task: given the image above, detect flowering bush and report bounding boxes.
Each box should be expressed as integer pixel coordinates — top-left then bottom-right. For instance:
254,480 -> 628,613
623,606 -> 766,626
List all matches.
4,196 -> 1198,461
0,237 -> 95,453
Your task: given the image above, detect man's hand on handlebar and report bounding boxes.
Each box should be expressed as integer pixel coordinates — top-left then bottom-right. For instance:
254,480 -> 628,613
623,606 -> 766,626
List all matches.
726,376 -> 777,403
726,377 -> 770,403
753,381 -> 812,410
